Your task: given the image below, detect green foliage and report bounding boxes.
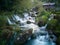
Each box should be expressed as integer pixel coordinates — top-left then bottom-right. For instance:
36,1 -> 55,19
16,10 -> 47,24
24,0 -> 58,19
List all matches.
0,16 -> 7,27
0,0 -> 14,11
0,0 -> 33,15
37,15 -> 48,27
12,0 -> 33,13
35,1 -> 45,15
0,40 -> 6,45
40,11 -> 51,17
47,19 -> 58,30
41,15 -> 48,22
36,10 -> 50,26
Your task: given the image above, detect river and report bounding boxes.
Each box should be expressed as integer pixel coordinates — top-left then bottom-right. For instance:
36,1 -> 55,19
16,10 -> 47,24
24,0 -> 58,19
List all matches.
23,27 -> 56,45
7,13 -> 56,45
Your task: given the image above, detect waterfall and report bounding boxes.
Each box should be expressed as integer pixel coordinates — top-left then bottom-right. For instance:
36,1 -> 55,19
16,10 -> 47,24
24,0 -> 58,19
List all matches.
23,13 -> 35,23
13,15 -> 21,21
23,13 -> 56,45
7,17 -> 13,25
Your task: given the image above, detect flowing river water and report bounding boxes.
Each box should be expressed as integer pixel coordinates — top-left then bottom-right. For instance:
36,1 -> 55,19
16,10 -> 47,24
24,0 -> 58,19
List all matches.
23,26 -> 56,45
7,13 -> 56,45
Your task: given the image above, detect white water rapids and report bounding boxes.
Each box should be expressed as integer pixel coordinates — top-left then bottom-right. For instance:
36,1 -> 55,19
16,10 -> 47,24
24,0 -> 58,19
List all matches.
7,13 -> 56,45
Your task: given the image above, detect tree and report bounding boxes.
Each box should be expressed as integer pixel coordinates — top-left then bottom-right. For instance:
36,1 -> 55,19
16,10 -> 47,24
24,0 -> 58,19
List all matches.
0,0 -> 33,14
0,0 -> 14,11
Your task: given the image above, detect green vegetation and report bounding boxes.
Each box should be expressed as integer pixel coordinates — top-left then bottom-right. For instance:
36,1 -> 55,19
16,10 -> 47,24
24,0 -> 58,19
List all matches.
37,11 -> 51,26
0,16 -> 7,28
0,29 -> 13,45
37,15 -> 48,27
47,19 -> 58,30
0,0 -> 60,45
46,14 -> 60,45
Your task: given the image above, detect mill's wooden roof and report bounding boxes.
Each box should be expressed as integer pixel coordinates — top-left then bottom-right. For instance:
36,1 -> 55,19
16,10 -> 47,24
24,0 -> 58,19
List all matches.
43,3 -> 55,6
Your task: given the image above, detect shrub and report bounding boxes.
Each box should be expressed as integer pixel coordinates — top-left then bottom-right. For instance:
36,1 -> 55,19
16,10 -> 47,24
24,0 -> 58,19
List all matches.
47,19 -> 58,30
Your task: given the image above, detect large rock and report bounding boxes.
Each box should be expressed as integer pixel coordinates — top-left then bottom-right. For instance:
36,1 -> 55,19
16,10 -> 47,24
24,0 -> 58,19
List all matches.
14,30 -> 32,45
